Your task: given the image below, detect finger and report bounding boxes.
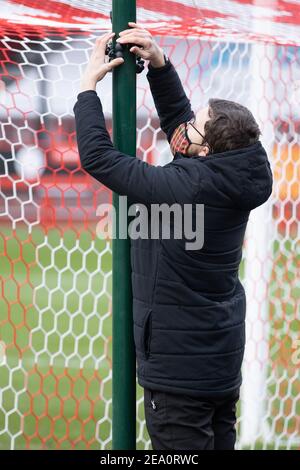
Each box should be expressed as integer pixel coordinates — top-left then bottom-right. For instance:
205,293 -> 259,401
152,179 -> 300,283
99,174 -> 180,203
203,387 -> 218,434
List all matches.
117,34 -> 150,48
129,45 -> 144,55
94,32 -> 115,56
119,28 -> 150,36
129,46 -> 151,60
128,21 -> 145,29
106,57 -> 125,71
118,31 -> 151,42
96,31 -> 113,41
95,32 -> 115,49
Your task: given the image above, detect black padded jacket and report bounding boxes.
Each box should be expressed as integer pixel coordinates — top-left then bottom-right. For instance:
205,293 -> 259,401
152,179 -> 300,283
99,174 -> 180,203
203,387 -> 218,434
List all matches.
73,58 -> 273,397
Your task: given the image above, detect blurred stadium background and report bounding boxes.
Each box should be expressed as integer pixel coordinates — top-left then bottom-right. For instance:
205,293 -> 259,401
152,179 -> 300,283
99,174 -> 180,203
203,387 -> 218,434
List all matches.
0,0 -> 299,450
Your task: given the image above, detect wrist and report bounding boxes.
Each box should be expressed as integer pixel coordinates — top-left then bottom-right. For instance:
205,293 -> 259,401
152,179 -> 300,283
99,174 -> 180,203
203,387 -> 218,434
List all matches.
149,48 -> 166,68
80,76 -> 97,92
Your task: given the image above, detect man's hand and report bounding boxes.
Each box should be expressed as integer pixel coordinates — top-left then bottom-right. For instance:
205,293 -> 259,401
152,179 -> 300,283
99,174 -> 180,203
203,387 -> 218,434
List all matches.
80,32 -> 124,92
117,22 -> 165,68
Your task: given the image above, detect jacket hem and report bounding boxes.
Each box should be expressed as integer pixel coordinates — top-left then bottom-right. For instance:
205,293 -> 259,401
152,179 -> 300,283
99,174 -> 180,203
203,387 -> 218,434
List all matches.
138,376 -> 242,399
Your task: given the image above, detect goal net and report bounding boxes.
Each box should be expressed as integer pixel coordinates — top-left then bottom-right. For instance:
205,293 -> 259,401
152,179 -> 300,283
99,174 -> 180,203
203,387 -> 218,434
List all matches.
0,0 -> 299,450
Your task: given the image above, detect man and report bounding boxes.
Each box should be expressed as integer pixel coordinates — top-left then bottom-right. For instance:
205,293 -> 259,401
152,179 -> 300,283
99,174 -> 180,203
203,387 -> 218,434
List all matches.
73,22 -> 273,450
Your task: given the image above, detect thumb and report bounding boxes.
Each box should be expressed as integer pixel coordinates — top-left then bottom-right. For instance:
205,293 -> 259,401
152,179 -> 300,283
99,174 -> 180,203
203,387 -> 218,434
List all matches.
107,57 -> 124,71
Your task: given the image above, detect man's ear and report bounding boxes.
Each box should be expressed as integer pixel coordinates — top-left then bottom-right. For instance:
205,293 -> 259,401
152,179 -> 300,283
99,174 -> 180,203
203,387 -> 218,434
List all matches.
197,145 -> 210,157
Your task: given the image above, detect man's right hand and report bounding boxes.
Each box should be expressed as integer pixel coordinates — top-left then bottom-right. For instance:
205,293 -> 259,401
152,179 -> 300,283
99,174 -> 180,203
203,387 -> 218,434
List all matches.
116,21 -> 166,68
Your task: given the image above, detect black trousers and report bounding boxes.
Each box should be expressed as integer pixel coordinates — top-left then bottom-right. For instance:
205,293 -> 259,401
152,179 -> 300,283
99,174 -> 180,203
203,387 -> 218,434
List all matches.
144,387 -> 240,450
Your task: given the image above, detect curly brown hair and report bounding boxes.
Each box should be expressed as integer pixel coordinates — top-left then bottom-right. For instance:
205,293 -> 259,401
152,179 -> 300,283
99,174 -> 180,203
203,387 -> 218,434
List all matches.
203,98 -> 261,154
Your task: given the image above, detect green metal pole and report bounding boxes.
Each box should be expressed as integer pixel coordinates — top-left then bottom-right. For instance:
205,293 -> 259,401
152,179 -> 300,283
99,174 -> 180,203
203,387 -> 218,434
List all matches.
112,0 -> 136,450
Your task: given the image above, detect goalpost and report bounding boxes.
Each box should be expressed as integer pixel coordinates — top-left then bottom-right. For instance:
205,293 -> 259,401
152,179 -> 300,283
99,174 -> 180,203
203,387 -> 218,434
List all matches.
0,0 -> 299,450
111,0 -> 136,451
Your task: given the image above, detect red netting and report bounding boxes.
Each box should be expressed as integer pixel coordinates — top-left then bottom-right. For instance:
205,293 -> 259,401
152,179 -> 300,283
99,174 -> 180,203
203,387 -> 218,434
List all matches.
0,1 -> 300,45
